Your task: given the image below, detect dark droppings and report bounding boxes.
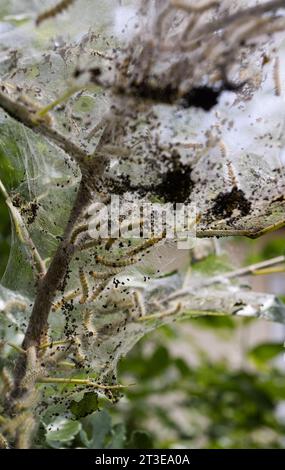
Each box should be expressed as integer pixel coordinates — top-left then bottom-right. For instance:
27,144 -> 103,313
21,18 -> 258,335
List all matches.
181,86 -> 221,111
108,151 -> 194,203
119,80 -> 245,111
211,187 -> 251,219
154,154 -> 194,203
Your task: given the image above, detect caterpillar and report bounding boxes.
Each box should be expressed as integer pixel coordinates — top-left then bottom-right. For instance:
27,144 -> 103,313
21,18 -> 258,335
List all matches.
132,290 -> 146,318
90,280 -> 109,301
4,299 -> 27,313
21,347 -> 41,388
127,231 -> 166,257
79,268 -> 90,304
52,288 -> 80,311
219,139 -> 228,159
138,302 -> 182,322
83,309 -> 98,338
16,415 -> 36,449
3,412 -> 28,436
273,56 -> 281,96
38,326 -> 51,354
104,217 -> 145,251
70,223 -> 89,244
95,233 -> 166,268
172,0 -> 219,14
73,338 -> 86,364
14,389 -> 40,413
95,254 -> 138,268
79,239 -> 100,252
36,0 -> 76,26
90,270 -> 120,280
1,367 -> 14,394
0,433 -> 9,449
226,160 -> 239,188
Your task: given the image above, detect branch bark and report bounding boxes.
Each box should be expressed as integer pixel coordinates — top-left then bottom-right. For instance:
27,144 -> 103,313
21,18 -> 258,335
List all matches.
10,179 -> 92,399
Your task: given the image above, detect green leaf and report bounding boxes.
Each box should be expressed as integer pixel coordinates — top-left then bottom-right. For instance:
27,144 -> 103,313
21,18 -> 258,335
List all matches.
70,392 -> 99,419
248,343 -> 284,365
108,423 -> 127,449
192,254 -> 231,275
142,346 -> 170,379
194,316 -> 235,330
46,418 -> 81,444
127,430 -> 154,449
81,409 -> 112,449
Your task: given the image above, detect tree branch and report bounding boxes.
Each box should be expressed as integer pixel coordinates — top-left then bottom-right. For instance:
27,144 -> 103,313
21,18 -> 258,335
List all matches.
0,88 -> 89,170
10,180 -> 93,399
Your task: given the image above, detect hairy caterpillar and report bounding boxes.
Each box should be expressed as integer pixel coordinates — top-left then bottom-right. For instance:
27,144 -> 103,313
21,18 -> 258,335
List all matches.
52,288 -> 80,311
0,433 -> 9,449
21,347 -> 42,388
70,223 -> 89,244
171,0 -> 219,13
127,231 -> 166,257
79,269 -> 90,304
132,290 -> 146,318
95,254 -> 138,268
90,280 -> 109,301
95,233 -> 165,269
104,218 -> 145,251
3,412 -> 28,436
90,270 -> 120,280
138,302 -> 182,322
219,139 -> 228,159
36,0 -> 76,26
79,239 -> 100,251
16,415 -> 35,449
83,309 -> 98,337
226,160 -> 239,188
1,367 -> 14,394
73,338 -> 86,364
3,299 -> 27,313
273,57 -> 281,96
13,390 -> 40,413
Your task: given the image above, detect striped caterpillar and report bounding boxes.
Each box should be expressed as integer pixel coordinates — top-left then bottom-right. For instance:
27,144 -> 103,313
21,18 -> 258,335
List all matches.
36,0 -> 76,26
79,268 -> 90,304
94,233 -> 166,268
83,309 -> 98,338
1,367 -> 14,394
90,280 -> 109,301
52,288 -> 80,311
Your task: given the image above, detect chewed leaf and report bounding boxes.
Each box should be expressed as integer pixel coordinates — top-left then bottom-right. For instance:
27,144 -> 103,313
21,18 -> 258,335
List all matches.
70,392 -> 99,418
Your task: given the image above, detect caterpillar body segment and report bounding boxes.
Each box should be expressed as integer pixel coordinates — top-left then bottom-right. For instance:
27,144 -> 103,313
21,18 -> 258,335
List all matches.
79,269 -> 90,304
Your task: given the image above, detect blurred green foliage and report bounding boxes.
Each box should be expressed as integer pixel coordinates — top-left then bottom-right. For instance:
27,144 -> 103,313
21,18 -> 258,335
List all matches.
38,324 -> 285,449
114,328 -> 285,449
245,232 -> 285,265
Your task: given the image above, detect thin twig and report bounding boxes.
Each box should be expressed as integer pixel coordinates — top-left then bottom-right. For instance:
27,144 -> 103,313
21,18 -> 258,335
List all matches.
164,255 -> 285,303
192,0 -> 285,40
0,178 -> 46,277
37,377 -> 134,390
0,89 -> 89,169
